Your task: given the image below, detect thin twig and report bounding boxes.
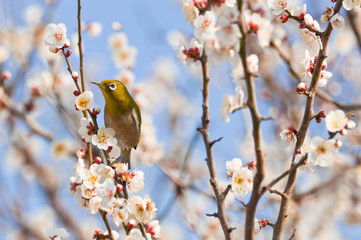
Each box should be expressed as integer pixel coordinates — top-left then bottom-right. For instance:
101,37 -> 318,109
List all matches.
197,49 -> 233,239
77,0 -> 86,92
99,210 -> 114,240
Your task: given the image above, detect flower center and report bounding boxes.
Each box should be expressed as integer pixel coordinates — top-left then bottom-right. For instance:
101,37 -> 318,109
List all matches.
316,145 -> 326,154
89,174 -> 99,185
234,176 -> 244,185
98,134 -> 108,144
55,32 -> 63,40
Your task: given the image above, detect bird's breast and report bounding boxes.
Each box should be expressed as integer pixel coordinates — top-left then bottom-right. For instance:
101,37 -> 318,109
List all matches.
104,108 -> 141,149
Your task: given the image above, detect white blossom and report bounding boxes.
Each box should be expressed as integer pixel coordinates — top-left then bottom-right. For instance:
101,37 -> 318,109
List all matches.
267,0 -> 290,15
126,229 -> 146,240
128,170 -> 145,192
44,23 -> 70,49
78,117 -> 95,142
231,167 -> 253,197
280,127 -> 297,146
127,195 -> 157,224
226,158 -> 243,178
343,0 -> 361,11
95,178 -> 116,211
309,136 -> 338,167
330,13 -> 345,30
325,110 -> 348,133
178,38 -> 203,66
92,127 -> 118,151
146,220 -> 161,238
194,11 -> 216,41
44,227 -> 69,240
75,91 -> 94,111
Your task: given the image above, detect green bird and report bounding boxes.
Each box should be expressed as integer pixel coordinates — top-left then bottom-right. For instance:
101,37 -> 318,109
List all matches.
91,79 -> 141,169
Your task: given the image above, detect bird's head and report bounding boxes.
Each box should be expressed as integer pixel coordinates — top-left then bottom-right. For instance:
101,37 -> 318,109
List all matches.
91,79 -> 136,114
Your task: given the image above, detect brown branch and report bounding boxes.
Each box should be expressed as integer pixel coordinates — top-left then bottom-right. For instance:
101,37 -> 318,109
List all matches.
347,9 -> 361,50
0,87 -> 53,141
77,0 -> 86,92
99,210 -> 114,240
197,51 -> 233,239
270,41 -> 361,111
272,1 -> 344,239
237,1 -> 267,239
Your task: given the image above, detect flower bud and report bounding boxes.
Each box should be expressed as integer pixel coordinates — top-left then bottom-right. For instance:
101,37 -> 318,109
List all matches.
279,15 -> 289,23
339,128 -> 348,136
1,71 -> 11,81
295,148 -> 302,155
318,111 -> 326,118
127,219 -> 137,229
66,49 -> 72,57
297,82 -> 307,92
73,90 -> 80,96
63,40 -> 70,48
92,107 -> 101,115
76,149 -> 87,158
112,22 -> 122,31
72,72 -> 79,80
320,14 -> 329,23
299,23 -> 306,29
345,120 -> 356,129
94,156 -> 102,164
49,46 -> 59,53
116,184 -> 123,193
335,140 -> 342,148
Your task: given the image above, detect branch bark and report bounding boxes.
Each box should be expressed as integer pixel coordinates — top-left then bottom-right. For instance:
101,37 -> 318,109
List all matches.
272,1 -> 344,239
197,52 -> 233,240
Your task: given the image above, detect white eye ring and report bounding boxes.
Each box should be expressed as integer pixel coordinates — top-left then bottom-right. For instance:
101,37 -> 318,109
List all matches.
108,83 -> 117,91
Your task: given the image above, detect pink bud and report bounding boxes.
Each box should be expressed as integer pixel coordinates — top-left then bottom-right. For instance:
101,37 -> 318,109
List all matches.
76,149 -> 87,158
72,72 -> 79,80
318,111 -> 326,118
66,49 -> 72,57
63,40 -> 70,48
49,46 -> 59,53
94,156 -> 102,164
297,82 -> 307,92
73,90 -> 80,96
295,149 -> 302,155
127,219 -> 136,229
335,140 -> 342,148
345,120 -> 356,129
299,23 -> 306,29
92,107 -> 101,115
279,15 -> 289,23
116,184 -> 123,193
1,71 -> 11,81
107,146 -> 113,153
316,117 -> 322,123
339,128 -> 348,136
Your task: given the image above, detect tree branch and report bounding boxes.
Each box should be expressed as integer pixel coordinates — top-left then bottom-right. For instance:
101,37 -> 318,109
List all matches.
272,1 -> 344,239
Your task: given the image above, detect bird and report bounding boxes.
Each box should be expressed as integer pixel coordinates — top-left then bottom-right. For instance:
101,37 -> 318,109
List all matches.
91,79 -> 141,169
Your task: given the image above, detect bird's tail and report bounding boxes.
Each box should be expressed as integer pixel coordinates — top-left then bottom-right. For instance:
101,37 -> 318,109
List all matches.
121,149 -> 131,169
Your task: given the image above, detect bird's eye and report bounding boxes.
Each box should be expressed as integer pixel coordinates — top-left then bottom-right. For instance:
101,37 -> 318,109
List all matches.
108,83 -> 117,91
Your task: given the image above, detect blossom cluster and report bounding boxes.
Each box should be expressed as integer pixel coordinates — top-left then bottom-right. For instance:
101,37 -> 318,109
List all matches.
226,158 -> 254,198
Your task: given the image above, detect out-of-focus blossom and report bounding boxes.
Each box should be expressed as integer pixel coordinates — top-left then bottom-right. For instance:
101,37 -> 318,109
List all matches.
220,85 -> 245,124
108,32 -> 128,51
125,229 -> 145,240
113,45 -> 138,69
146,220 -> 161,238
51,140 -> 73,160
280,127 -> 297,146
95,178 -> 116,211
112,198 -> 128,226
116,70 -> 135,87
325,110 -> 348,133
343,0 -> 361,11
75,91 -> 94,111
320,6 -> 334,23
23,4 -> 43,26
0,45 -> 9,63
87,22 -> 102,37
182,2 -> 199,25
253,218 -> 261,234
194,11 -> 216,41
44,227 -> 69,239
112,21 -> 122,31
232,54 -> 259,83
244,11 -> 273,47
267,0 -> 290,15
44,23 -> 70,49
226,158 -> 243,178
330,14 -> 345,30
92,127 -> 117,151
231,167 -> 253,197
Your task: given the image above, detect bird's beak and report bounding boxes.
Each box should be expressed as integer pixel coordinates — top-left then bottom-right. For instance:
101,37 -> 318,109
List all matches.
91,81 -> 105,88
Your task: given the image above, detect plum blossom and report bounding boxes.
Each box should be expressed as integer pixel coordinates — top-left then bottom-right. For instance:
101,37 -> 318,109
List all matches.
325,110 -> 348,133
182,2 -> 199,25
320,6 -> 334,23
113,46 -> 138,69
267,0 -> 290,15
291,4 -> 307,18
330,14 -> 345,30
212,0 -> 236,13
220,86 -> 244,123
300,15 -> 322,56
194,11 -> 216,41
231,167 -> 253,197
232,54 -> 259,83
244,11 -> 273,47
44,227 -> 69,240
95,178 -> 116,211
75,91 -> 94,111
127,195 -> 157,224
92,127 -> 117,151
226,158 -> 243,178
108,32 -> 128,51
87,22 -> 102,37
112,198 -> 128,226
125,229 -> 146,240
178,38 -> 203,66
146,220 -> 161,238
44,23 -> 70,49
280,126 -> 297,146
309,136 -> 338,167
78,117 -> 95,142
81,163 -> 101,189
127,170 -> 145,192
343,0 -> 361,11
